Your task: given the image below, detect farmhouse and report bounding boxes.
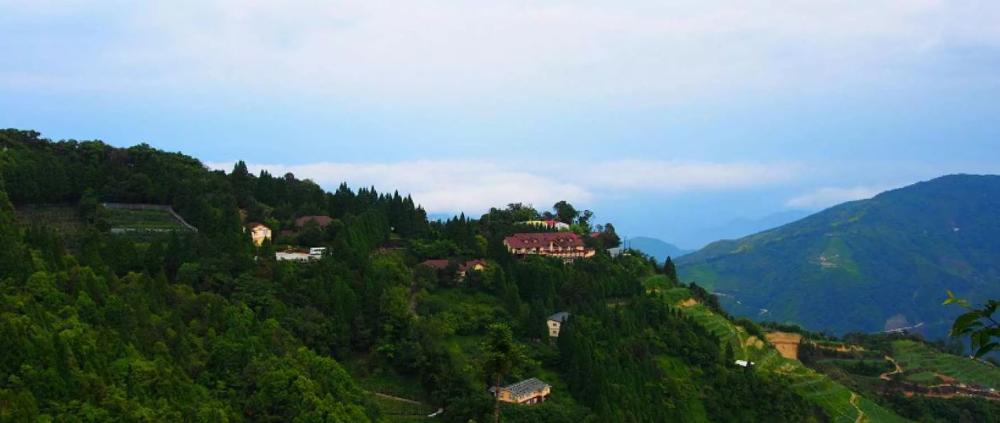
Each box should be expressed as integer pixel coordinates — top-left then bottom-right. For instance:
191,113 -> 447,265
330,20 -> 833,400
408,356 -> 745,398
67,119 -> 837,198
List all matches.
246,223 -> 272,246
420,259 -> 452,270
419,259 -> 488,280
458,259 -> 487,276
547,312 -> 571,338
295,215 -> 334,229
503,232 -> 595,261
490,378 -> 551,405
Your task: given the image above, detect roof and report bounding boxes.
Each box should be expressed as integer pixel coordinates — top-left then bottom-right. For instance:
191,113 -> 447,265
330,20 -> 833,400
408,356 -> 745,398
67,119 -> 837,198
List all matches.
501,378 -> 550,397
548,312 -> 571,323
295,215 -> 334,228
503,232 -> 584,249
246,222 -> 268,230
458,259 -> 487,272
420,259 -> 452,270
421,259 -> 487,272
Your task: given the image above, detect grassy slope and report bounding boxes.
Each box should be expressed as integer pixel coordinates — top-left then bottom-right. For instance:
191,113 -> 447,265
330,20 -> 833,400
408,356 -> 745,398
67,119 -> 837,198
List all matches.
891,340 -> 1000,389
660,285 -> 907,423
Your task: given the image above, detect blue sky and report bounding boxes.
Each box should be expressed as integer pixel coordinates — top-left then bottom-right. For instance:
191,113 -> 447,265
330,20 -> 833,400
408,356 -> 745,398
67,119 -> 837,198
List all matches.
3,1 -> 1000,248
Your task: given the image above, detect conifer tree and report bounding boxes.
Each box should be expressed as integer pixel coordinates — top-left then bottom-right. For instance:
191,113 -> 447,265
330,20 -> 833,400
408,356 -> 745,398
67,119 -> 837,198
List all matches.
663,256 -> 679,284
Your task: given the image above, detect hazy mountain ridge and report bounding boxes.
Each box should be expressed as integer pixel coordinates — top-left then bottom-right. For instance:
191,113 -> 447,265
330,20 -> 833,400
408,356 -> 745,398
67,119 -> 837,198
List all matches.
678,174 -> 1000,339
627,236 -> 691,261
695,210 -> 811,247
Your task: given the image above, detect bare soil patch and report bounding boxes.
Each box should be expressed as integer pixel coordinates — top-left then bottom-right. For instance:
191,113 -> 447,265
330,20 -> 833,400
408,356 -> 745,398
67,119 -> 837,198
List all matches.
766,332 -> 803,360
678,298 -> 699,308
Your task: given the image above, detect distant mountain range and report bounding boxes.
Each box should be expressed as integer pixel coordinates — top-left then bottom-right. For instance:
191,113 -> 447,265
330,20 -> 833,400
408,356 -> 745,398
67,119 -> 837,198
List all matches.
678,174 -> 1000,339
627,236 -> 692,261
699,210 -> 811,245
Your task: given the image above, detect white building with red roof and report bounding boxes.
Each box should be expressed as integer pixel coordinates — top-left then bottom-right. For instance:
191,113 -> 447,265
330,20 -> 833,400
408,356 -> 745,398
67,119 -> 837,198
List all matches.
503,232 -> 595,261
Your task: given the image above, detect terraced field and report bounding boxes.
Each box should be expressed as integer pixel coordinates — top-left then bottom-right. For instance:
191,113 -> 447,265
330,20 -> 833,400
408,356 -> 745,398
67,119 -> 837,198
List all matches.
371,394 -> 436,422
14,204 -> 86,234
104,207 -> 193,231
892,340 -> 1000,389
643,274 -> 673,293
656,283 -> 907,422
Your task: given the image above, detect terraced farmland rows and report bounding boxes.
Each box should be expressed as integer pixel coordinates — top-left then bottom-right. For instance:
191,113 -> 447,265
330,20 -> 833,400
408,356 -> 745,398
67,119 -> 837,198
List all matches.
659,286 -> 907,423
892,340 -> 1000,389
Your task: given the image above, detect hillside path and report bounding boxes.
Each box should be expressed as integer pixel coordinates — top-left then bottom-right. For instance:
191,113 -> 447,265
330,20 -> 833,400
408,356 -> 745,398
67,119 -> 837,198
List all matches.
881,356 -> 903,381
849,393 -> 865,423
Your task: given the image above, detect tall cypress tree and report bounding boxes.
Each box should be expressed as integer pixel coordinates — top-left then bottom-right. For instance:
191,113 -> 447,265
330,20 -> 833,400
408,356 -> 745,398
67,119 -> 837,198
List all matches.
663,256 -> 678,284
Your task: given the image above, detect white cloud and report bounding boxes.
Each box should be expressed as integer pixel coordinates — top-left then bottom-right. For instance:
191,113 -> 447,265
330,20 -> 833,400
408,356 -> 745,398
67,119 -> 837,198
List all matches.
579,160 -> 799,191
5,1 -> 999,105
206,159 -> 797,214
786,186 -> 887,209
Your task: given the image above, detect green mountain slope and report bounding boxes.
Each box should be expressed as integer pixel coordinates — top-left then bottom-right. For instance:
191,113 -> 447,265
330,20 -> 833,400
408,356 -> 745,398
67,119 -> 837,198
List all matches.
657,285 -> 905,423
678,175 -> 1000,339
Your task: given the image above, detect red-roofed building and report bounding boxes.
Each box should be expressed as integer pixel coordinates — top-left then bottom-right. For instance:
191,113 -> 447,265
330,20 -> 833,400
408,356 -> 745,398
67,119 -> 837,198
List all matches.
503,233 -> 595,261
295,215 -> 334,229
420,259 -> 452,270
458,259 -> 487,274
420,259 -> 489,281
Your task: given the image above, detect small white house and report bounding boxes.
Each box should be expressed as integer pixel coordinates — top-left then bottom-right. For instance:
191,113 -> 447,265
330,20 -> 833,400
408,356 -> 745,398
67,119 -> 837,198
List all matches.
276,251 -> 311,262
547,312 -> 571,338
734,360 -> 755,368
276,247 -> 326,262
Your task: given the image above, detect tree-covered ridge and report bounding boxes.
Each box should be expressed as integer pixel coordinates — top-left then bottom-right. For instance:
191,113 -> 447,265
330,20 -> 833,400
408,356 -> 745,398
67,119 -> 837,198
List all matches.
0,129 -> 922,421
678,174 -> 1000,340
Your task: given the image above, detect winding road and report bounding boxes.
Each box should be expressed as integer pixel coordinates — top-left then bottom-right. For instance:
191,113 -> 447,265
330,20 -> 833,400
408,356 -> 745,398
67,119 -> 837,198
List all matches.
849,392 -> 865,423
880,356 -> 903,381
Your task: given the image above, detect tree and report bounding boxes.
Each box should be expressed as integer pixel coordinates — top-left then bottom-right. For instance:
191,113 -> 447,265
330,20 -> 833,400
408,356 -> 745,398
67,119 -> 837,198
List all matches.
230,160 -> 254,208
944,291 -> 999,357
552,201 -> 578,225
663,257 -> 678,284
480,323 -> 528,423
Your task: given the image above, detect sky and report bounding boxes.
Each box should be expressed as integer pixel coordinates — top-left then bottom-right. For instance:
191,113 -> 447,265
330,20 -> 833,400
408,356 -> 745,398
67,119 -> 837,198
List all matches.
3,0 -> 1000,248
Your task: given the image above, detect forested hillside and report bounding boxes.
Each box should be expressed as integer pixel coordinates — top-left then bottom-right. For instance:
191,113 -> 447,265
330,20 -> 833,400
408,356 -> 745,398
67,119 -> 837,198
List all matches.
0,129 -> 918,421
678,175 -> 1000,340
